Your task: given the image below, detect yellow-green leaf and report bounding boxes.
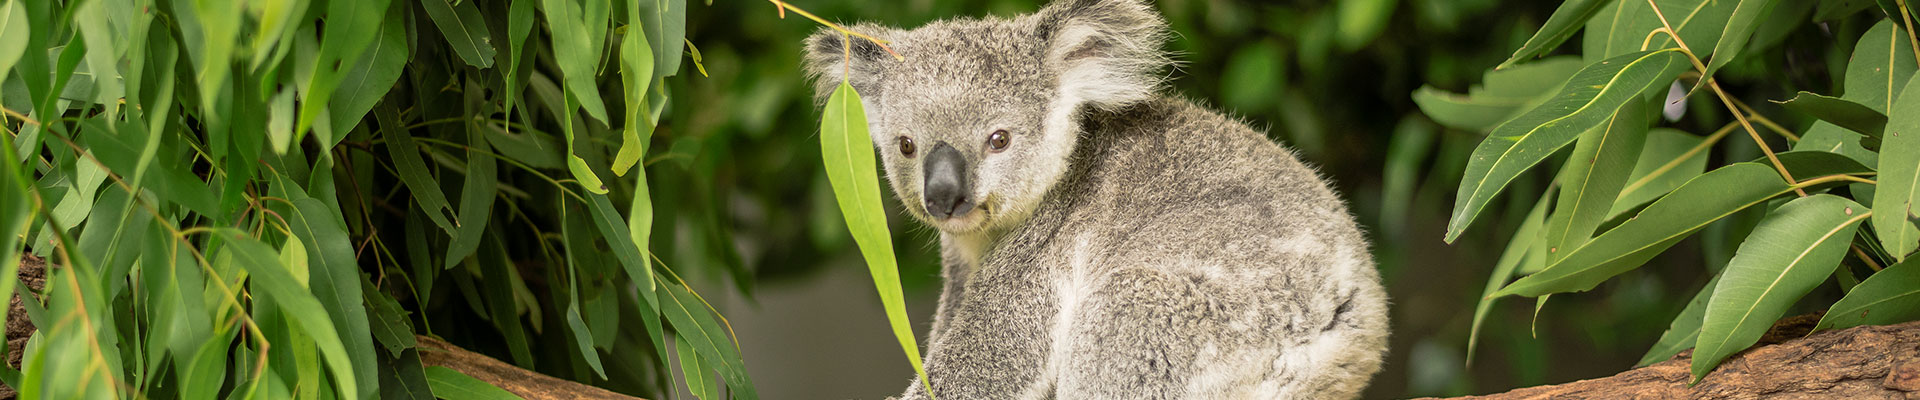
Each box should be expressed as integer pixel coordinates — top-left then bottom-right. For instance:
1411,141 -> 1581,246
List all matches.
820,81 -> 931,398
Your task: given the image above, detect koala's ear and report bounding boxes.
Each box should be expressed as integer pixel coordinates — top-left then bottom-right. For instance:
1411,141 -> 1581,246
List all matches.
803,25 -> 896,105
1035,0 -> 1170,111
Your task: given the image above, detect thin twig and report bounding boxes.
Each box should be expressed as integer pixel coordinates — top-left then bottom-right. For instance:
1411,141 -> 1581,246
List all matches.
1853,245 -> 1885,272
1899,0 -> 1920,67
768,0 -> 904,61
1645,0 -> 1805,196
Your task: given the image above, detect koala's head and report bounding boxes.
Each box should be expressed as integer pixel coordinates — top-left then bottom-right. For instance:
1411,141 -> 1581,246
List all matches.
803,0 -> 1169,235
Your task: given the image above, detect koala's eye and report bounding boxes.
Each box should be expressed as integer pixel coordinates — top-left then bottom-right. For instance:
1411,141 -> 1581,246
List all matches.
898,136 -> 917,157
987,130 -> 1011,152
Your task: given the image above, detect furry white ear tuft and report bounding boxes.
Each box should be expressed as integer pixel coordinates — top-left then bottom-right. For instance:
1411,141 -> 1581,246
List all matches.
1038,0 -> 1171,111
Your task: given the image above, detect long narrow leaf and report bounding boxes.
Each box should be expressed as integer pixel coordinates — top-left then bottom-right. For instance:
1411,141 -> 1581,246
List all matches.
1447,49 -> 1689,242
1874,75 -> 1920,262
821,81 -> 931,398
1693,195 -> 1868,382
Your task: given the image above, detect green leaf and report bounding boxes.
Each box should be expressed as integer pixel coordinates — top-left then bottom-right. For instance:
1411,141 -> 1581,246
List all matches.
365,280 -> 418,357
1412,56 -> 1585,132
1467,189 -> 1553,365
562,94 -> 611,195
1612,128 -> 1708,218
214,230 -> 360,400
281,197 -> 380,397
821,80 -> 928,399
584,193 -> 657,311
658,281 -> 758,399
1447,49 -> 1690,242
539,0 -> 611,123
380,349 -> 436,400
1499,0 -> 1611,68
676,335 -> 721,400
1545,99 -> 1651,262
423,366 -> 522,400
328,7 -> 409,145
1638,274 -> 1719,366
297,0 -> 394,149
444,129 -> 498,268
1843,20 -> 1918,114
1698,0 -> 1785,86
1814,0 -> 1877,21
1693,195 -> 1869,382
612,12 -> 655,176
0,1 -> 29,85
1775,91 -> 1888,138
1818,257 -> 1920,330
1494,162 -> 1856,297
1583,0 -> 1739,62
1876,75 -> 1920,262
378,105 -> 461,234
419,0 -> 497,68
504,0 -> 536,124
1794,122 -> 1880,167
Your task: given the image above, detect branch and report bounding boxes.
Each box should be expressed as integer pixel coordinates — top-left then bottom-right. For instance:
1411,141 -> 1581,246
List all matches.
1423,314 -> 1920,399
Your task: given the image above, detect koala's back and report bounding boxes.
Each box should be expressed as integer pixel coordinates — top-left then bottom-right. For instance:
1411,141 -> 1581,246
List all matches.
988,97 -> 1387,398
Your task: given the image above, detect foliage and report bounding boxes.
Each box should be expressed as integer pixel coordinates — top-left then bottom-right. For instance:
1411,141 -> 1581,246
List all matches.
0,0 -> 761,398
1418,0 -> 1920,383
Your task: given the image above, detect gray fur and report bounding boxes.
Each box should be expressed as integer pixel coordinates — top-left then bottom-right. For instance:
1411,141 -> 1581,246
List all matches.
804,1 -> 1388,398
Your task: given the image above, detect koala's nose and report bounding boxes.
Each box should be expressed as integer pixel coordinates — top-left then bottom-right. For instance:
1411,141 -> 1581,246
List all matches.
922,143 -> 976,220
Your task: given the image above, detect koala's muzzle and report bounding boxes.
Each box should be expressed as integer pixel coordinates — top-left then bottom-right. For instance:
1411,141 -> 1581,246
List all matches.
922,143 -> 975,219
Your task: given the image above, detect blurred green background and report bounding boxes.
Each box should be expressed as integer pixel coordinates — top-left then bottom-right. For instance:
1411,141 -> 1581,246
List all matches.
643,0 -> 1784,398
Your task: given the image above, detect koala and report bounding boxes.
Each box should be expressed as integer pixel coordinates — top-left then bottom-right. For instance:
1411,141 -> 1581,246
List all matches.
803,0 -> 1388,398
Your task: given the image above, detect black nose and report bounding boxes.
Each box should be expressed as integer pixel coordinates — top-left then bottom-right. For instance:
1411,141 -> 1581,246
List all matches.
922,143 -> 976,219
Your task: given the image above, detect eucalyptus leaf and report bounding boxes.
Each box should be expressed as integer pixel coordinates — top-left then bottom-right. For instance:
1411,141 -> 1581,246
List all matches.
423,367 -> 522,400
1775,91 -> 1888,138
1494,162 -> 1861,297
1693,195 -> 1868,382
821,80 -> 928,399
1499,0 -> 1610,68
1447,49 -> 1690,243
1818,257 -> 1920,330
1467,189 -> 1552,365
1876,75 -> 1920,262
419,0 -> 497,68
1638,274 -> 1718,366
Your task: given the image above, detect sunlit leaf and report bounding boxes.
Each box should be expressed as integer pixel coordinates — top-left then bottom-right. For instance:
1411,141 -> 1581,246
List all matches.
821,80 -> 929,398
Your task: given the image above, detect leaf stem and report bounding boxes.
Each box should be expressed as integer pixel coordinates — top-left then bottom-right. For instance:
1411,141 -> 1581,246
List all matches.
1644,0 -> 1803,196
1899,0 -> 1920,67
1853,245 -> 1886,272
1620,121 -> 1738,196
767,0 -> 904,61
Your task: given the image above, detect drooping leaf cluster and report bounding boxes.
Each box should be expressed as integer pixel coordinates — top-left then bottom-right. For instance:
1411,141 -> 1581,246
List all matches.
1418,0 -> 1920,382
0,0 -> 755,398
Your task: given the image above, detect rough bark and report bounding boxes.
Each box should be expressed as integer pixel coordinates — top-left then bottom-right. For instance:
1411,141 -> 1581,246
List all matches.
1424,314 -> 1920,399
